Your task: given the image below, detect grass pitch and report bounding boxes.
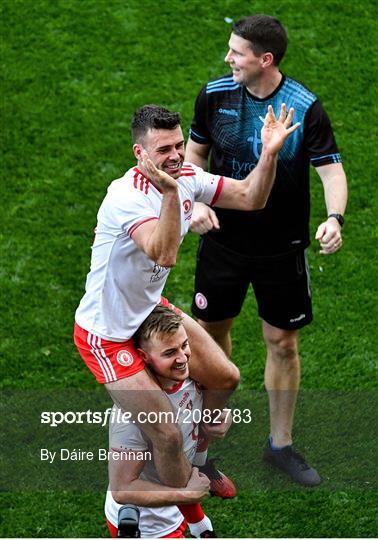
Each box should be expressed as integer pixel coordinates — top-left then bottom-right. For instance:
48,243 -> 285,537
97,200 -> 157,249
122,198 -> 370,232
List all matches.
1,0 -> 377,537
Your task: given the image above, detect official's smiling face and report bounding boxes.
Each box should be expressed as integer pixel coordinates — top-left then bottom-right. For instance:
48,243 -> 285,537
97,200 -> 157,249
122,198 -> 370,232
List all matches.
225,33 -> 264,87
141,325 -> 191,385
134,126 -> 185,179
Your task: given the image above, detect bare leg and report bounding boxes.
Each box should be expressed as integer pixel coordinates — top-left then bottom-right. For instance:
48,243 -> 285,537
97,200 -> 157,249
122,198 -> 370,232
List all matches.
182,313 -> 239,411
262,321 -> 300,447
106,369 -> 191,487
197,318 -> 234,358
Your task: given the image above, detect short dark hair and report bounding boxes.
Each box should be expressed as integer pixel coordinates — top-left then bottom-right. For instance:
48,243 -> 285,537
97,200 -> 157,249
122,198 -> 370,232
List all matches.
135,305 -> 184,347
131,105 -> 181,143
232,15 -> 288,65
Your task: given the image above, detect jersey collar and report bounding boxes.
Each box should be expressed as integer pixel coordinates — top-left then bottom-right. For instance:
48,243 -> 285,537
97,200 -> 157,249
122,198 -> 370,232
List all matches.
245,73 -> 286,102
133,167 -> 162,193
164,380 -> 185,394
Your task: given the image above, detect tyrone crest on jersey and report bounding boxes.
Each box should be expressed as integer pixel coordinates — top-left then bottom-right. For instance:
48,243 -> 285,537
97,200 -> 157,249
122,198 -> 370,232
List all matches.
183,199 -> 192,214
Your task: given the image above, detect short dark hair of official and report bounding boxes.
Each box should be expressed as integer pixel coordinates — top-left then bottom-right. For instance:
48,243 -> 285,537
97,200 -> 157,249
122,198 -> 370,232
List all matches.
132,105 -> 181,143
233,14 -> 288,66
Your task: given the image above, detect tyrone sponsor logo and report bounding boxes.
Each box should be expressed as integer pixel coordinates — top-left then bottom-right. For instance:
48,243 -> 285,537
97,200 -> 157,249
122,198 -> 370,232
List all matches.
183,199 -> 192,214
116,350 -> 134,367
195,293 -> 208,310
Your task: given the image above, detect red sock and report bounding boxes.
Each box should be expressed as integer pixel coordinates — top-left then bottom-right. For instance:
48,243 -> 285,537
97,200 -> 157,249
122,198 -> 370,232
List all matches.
106,518 -> 118,538
178,503 -> 205,524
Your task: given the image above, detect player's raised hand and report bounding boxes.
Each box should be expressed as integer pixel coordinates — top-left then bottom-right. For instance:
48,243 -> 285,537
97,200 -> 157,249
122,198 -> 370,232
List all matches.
261,103 -> 300,156
140,149 -> 178,193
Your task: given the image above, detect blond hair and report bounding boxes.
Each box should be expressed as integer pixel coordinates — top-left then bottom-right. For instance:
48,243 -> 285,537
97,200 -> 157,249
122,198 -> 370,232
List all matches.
135,305 -> 183,346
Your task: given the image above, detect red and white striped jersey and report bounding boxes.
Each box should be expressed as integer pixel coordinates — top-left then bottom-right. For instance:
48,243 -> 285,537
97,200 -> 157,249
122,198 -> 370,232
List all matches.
105,377 -> 203,538
75,163 -> 223,341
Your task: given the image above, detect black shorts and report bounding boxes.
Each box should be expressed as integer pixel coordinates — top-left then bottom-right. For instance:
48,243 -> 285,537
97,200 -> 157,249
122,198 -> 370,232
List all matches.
191,236 -> 313,331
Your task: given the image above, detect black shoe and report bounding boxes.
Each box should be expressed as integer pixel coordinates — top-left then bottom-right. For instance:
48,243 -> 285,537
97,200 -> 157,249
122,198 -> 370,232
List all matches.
199,530 -> 217,538
198,458 -> 237,498
263,443 -> 321,486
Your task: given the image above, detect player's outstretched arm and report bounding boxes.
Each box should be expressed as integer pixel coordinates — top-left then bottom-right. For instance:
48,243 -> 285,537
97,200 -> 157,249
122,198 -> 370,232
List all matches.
214,104 -> 300,211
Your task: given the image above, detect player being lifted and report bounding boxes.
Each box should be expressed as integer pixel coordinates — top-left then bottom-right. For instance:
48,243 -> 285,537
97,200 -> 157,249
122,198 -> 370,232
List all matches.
105,305 -> 233,538
74,103 -> 299,494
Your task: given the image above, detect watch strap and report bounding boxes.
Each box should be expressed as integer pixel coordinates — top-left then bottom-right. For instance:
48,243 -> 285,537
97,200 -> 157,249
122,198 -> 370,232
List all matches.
328,213 -> 344,227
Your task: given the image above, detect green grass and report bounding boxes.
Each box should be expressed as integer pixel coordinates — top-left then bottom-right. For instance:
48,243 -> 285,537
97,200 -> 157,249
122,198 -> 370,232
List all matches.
1,0 -> 377,537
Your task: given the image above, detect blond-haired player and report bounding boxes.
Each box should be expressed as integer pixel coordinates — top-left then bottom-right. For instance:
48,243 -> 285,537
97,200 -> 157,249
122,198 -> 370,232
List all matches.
105,305 -> 234,538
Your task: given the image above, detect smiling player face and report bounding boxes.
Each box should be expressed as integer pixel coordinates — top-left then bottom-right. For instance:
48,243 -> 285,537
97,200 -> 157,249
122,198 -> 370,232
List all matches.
225,33 -> 264,87
136,126 -> 185,179
141,325 -> 191,388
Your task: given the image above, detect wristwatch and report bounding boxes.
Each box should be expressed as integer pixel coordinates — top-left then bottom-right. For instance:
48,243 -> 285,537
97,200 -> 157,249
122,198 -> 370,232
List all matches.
328,213 -> 344,227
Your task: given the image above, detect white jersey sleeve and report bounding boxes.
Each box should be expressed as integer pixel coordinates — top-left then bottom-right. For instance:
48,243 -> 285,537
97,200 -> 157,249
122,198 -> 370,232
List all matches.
99,174 -> 159,238
185,162 -> 224,206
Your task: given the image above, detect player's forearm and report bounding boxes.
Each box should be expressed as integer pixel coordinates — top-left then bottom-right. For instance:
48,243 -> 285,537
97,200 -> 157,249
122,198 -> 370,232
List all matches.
185,151 -> 208,170
322,170 -> 348,216
146,191 -> 181,267
185,139 -> 210,170
241,149 -> 277,210
112,482 -> 203,507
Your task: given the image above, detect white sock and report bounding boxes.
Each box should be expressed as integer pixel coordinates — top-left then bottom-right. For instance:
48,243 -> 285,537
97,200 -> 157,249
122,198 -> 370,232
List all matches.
188,515 -> 213,537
